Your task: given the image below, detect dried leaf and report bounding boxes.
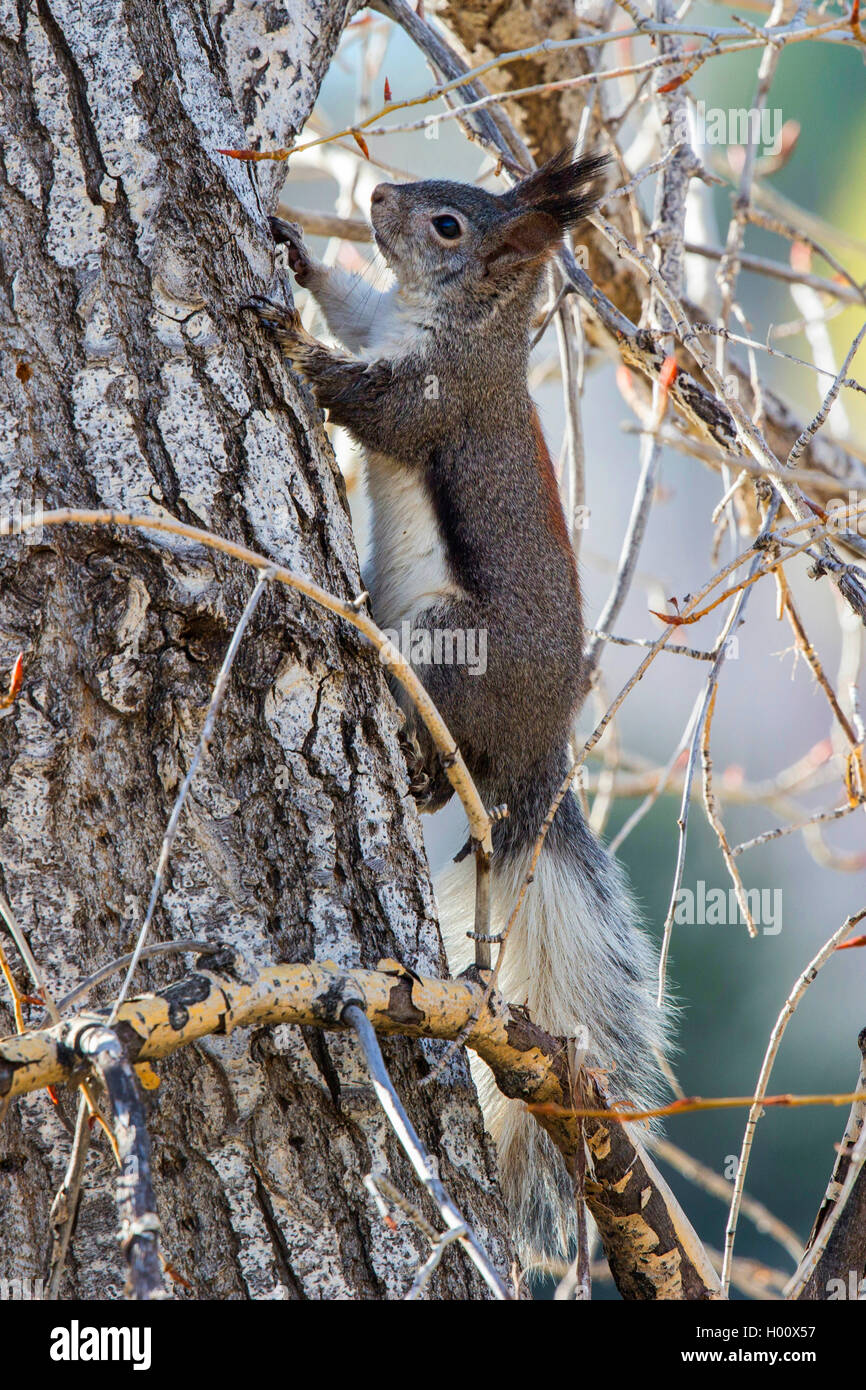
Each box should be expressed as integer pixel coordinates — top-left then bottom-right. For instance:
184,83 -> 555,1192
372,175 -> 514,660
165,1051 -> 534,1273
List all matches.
0,651 -> 23,709
659,355 -> 679,391
657,72 -> 688,94
216,147 -> 290,164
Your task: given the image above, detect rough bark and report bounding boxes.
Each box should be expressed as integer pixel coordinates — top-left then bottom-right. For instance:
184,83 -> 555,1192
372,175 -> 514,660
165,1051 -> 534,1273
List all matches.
0,0 -> 512,1300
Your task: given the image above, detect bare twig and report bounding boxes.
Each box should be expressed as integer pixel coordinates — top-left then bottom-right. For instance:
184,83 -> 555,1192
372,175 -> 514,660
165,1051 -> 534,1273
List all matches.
0,891 -> 60,1024
587,630 -> 717,661
657,497 -> 780,998
788,320 -> 866,468
732,799 -> 866,857
584,422 -> 662,679
46,1097 -> 92,1300
0,935 -> 26,1033
684,241 -> 866,306
722,907 -> 866,1295
57,941 -> 221,1015
344,1003 -> 509,1299
701,686 -> 758,936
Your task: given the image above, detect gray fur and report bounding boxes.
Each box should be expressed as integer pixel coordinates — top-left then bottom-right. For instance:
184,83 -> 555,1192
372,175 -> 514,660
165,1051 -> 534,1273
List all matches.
257,154 -> 672,1264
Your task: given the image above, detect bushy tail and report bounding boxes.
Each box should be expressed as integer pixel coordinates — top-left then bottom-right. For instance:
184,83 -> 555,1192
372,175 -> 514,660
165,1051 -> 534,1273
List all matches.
435,789 -> 671,1264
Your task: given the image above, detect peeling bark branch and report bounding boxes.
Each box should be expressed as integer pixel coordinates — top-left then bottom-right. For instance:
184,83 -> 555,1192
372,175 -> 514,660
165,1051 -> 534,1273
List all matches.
0,952 -> 721,1301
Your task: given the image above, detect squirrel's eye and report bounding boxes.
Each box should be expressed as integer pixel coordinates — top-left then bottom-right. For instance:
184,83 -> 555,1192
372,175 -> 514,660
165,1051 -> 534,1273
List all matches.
432,214 -> 462,241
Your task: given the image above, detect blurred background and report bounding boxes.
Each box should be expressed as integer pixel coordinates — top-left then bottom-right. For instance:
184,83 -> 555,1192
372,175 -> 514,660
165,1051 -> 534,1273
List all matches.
282,2 -> 866,1297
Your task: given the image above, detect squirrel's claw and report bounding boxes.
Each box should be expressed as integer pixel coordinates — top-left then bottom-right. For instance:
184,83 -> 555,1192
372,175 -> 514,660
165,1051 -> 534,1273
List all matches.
243,293 -> 296,328
269,217 -> 314,282
398,729 -> 437,807
269,216 -> 304,247
243,295 -> 309,366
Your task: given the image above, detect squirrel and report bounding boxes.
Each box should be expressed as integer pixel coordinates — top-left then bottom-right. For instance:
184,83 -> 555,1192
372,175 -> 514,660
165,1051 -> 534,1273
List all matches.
250,150 -> 672,1265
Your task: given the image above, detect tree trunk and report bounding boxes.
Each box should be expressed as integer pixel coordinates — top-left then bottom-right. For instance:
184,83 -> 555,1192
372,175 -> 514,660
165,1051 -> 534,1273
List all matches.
0,0 -> 512,1299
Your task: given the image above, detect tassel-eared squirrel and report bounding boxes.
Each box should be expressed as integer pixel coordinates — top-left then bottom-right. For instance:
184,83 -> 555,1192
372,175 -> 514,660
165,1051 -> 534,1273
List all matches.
251,151 -> 671,1263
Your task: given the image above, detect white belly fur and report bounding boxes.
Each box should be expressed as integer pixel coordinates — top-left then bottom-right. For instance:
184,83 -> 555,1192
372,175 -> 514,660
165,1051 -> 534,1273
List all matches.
357,289 -> 462,630
364,450 -> 460,632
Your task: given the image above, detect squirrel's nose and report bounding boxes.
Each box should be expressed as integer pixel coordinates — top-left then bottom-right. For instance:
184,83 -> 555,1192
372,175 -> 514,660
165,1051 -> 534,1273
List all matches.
371,183 -> 393,206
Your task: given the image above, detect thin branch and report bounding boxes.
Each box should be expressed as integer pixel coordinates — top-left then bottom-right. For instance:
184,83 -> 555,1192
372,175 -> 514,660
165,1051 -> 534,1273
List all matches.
232,19 -> 849,153
608,698 -> 699,855
364,1172 -> 438,1244
534,1087 -> 866,1123
701,686 -> 759,936
721,907 -> 866,1295
684,241 -> 866,306
0,891 -> 61,1024
57,941 -> 221,1015
657,498 -> 780,998
343,1003 -> 509,1299
0,935 -> 26,1033
788,319 -> 866,468
593,213 -> 866,623
694,322 -> 866,396
584,412 -> 662,679
732,798 -> 866,857
742,205 -> 866,304
587,630 -> 717,661
46,1096 -> 92,1300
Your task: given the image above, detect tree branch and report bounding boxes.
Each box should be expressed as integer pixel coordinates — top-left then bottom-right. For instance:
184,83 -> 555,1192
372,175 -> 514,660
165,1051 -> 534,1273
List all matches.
0,951 -> 720,1300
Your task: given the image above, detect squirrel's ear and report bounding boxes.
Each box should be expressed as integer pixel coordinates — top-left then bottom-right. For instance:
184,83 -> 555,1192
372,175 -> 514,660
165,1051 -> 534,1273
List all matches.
480,210 -> 561,275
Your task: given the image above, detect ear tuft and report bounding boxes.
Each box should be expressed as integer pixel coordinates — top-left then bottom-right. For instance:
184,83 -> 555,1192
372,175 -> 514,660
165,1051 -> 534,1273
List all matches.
504,149 -> 610,231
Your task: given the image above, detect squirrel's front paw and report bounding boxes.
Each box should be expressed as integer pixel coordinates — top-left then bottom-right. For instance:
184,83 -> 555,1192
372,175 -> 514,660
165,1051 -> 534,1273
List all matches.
245,293 -> 299,336
244,295 -> 311,372
269,217 -> 316,285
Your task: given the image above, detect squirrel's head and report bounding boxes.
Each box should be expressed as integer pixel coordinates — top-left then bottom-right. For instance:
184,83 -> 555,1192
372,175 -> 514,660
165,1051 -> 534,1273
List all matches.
370,150 -> 609,320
